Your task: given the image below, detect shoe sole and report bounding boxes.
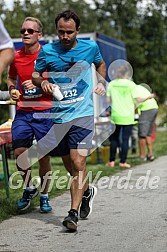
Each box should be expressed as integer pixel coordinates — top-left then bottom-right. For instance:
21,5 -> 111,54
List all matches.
80,186 -> 97,219
40,208 -> 52,213
87,186 -> 97,218
63,220 -> 77,231
17,190 -> 39,211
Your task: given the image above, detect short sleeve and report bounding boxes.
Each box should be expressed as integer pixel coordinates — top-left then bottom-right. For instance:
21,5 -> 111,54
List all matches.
93,42 -> 102,65
34,47 -> 47,73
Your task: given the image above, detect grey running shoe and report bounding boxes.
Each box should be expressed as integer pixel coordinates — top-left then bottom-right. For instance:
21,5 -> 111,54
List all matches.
63,209 -> 78,231
80,185 -> 97,219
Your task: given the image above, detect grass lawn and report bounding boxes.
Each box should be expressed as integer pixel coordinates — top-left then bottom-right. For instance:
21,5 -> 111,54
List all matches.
0,129 -> 167,222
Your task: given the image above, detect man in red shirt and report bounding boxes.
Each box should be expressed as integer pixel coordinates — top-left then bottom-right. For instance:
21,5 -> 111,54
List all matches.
7,17 -> 53,213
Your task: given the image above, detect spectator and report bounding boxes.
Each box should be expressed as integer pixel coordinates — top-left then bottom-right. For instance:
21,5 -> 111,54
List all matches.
106,64 -> 136,168
133,83 -> 158,161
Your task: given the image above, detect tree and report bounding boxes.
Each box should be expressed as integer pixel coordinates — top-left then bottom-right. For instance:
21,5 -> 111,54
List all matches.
37,0 -> 97,35
139,2 -> 167,102
92,0 -> 167,102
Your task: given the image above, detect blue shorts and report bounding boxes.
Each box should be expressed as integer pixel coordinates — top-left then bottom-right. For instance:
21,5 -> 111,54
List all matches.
12,110 -> 53,150
48,116 -> 94,156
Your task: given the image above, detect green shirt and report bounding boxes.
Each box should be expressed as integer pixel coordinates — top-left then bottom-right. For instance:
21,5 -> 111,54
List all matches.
132,85 -> 158,111
106,79 -> 136,125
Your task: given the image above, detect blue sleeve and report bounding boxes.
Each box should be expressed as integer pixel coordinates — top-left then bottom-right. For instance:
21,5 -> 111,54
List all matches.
35,47 -> 47,72
93,42 -> 102,65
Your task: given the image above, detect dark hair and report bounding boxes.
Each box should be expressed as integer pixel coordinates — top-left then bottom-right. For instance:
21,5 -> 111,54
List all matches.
55,10 -> 80,30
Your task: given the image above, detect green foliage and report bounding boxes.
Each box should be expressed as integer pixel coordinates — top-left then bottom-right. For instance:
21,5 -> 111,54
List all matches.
93,0 -> 167,102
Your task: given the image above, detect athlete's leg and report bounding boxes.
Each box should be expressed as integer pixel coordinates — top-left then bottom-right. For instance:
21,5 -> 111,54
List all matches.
62,154 -> 89,190
14,147 -> 32,187
138,137 -> 146,158
39,155 -> 51,194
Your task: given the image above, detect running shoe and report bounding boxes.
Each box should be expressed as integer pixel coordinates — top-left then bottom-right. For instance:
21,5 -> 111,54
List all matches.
17,188 -> 38,210
139,156 -> 147,161
63,209 -> 78,231
147,155 -> 155,161
40,196 -> 52,213
80,185 -> 97,219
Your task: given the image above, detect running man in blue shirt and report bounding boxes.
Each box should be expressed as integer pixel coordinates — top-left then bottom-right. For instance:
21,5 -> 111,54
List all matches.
32,10 -> 106,231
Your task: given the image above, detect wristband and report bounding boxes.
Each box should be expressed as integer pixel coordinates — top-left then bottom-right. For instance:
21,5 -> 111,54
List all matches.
98,79 -> 106,86
8,85 -> 16,92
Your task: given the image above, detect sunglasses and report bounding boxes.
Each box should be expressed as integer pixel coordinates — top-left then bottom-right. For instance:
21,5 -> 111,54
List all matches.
20,28 -> 40,35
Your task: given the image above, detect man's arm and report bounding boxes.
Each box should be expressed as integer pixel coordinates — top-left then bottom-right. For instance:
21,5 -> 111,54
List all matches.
0,48 -> 15,84
96,59 -> 106,80
0,18 -> 15,84
7,76 -> 20,100
32,70 -> 54,94
93,59 -> 106,96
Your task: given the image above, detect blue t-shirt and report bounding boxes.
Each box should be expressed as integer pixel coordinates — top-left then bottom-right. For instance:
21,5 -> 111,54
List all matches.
35,39 -> 102,123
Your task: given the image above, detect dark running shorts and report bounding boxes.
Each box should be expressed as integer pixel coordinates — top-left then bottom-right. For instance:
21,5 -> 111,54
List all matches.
48,116 -> 94,156
12,110 -> 53,150
138,109 -> 158,137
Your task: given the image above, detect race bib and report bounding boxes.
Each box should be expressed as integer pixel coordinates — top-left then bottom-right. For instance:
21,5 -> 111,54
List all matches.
60,80 -> 88,104
22,86 -> 42,99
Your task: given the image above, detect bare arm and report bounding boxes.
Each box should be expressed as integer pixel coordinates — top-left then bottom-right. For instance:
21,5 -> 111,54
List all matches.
96,59 -> 106,80
32,70 -> 54,94
93,59 -> 106,96
0,48 -> 15,84
7,76 -> 20,100
135,93 -> 156,103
